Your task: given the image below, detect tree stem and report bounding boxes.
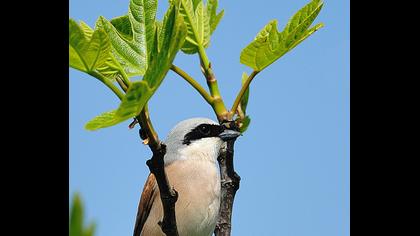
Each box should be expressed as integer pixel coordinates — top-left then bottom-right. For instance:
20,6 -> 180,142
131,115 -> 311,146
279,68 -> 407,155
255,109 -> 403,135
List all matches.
214,121 -> 240,236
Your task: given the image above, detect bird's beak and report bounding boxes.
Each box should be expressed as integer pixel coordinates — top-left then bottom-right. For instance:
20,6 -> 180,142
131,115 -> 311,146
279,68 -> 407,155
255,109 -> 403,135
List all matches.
219,129 -> 241,141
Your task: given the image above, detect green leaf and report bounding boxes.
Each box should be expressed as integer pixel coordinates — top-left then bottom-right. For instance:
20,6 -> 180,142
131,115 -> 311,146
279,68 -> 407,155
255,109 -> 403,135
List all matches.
85,3 -> 187,130
239,116 -> 251,133
85,110 -> 121,131
98,0 -> 158,76
79,21 -> 94,39
85,82 -> 152,131
195,1 -> 210,49
116,81 -> 152,120
143,3 -> 187,89
179,0 -> 199,53
283,0 -> 322,46
84,81 -> 151,131
130,0 -> 158,62
237,72 -> 251,133
240,72 -> 250,114
117,2 -> 186,122
69,19 -> 113,73
207,0 -> 224,34
69,19 -> 125,82
110,15 -> 133,40
240,0 -> 324,71
83,223 -> 96,236
95,56 -> 125,82
178,0 -> 222,54
69,194 -> 83,236
192,0 -> 201,10
69,193 -> 96,236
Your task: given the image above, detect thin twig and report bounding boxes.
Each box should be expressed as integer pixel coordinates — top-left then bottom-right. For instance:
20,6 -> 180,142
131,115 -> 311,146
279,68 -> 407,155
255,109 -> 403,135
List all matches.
136,104 -> 179,236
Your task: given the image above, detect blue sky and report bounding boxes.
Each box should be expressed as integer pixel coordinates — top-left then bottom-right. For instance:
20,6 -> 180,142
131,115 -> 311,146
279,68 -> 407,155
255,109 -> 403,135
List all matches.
69,0 -> 349,235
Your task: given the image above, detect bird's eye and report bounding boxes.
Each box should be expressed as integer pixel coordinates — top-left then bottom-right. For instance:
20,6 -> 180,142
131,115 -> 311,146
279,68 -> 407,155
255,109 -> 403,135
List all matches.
199,125 -> 211,135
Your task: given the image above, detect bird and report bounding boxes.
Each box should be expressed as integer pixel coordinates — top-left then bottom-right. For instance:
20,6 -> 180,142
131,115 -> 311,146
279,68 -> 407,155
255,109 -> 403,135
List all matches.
133,117 -> 241,236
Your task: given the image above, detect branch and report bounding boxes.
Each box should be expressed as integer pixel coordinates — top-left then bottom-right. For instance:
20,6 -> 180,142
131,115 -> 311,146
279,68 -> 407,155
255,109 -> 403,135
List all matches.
214,121 -> 241,236
136,104 -> 179,236
230,70 -> 259,118
170,64 -> 214,105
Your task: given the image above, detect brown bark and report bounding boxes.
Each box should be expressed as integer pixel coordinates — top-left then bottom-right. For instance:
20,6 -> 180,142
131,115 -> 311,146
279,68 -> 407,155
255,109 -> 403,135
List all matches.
214,122 -> 241,236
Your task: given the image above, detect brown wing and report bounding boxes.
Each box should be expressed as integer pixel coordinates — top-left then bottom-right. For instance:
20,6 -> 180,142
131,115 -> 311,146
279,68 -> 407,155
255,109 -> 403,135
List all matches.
133,173 -> 157,236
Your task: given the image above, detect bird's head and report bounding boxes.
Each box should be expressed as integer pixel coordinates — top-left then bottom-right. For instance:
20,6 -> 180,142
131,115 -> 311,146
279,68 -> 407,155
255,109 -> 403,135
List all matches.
163,118 -> 241,164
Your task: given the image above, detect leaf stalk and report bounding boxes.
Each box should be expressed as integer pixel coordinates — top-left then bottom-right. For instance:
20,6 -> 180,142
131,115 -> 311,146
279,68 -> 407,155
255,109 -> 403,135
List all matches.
230,70 -> 259,118
170,64 -> 214,105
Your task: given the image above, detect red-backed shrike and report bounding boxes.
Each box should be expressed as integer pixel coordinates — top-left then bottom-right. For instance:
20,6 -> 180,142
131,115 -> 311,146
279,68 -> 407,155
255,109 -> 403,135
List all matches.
133,118 -> 241,236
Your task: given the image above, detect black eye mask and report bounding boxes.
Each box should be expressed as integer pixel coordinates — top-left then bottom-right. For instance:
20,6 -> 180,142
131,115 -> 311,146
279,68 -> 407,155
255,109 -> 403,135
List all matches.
182,124 -> 224,145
